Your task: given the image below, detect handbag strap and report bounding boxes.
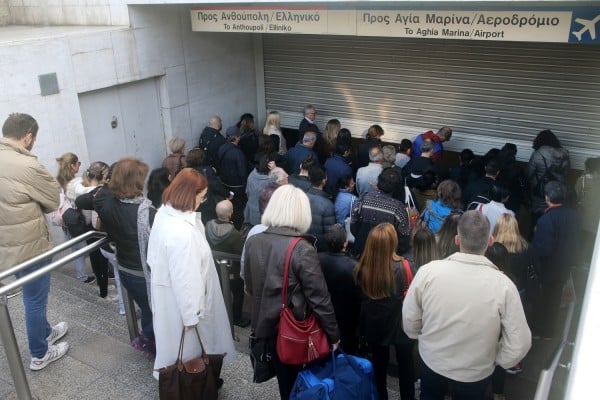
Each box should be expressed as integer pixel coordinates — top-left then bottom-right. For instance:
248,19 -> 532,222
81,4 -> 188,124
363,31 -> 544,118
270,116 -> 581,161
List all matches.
402,259 -> 413,298
177,326 -> 208,361
280,237 -> 303,308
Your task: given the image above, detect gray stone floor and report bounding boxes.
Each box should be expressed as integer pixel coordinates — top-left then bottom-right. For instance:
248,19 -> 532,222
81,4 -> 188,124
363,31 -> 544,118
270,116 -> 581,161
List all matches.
0,261 -> 559,399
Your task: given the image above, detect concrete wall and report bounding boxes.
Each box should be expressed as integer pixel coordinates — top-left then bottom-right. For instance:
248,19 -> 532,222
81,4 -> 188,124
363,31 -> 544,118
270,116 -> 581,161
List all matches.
0,4 -> 258,175
6,0 -> 129,26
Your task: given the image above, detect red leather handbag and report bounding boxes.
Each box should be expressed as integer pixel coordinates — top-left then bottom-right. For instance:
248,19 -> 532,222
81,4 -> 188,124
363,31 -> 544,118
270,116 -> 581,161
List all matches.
276,237 -> 329,365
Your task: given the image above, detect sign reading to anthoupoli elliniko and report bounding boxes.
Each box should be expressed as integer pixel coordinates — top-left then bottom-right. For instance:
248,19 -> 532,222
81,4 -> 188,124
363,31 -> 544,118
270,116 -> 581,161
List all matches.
190,6 -> 600,43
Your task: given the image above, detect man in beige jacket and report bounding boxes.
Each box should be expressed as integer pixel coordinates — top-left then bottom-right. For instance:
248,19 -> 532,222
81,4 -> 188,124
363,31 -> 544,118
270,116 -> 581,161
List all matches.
0,113 -> 69,370
403,210 -> 531,400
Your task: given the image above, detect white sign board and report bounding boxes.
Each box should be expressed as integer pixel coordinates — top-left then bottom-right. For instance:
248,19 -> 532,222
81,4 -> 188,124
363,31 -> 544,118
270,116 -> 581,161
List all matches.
191,6 -> 600,44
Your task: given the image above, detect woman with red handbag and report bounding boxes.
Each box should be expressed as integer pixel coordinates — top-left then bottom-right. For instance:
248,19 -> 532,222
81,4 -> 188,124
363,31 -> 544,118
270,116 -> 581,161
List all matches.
354,222 -> 416,400
243,184 -> 340,400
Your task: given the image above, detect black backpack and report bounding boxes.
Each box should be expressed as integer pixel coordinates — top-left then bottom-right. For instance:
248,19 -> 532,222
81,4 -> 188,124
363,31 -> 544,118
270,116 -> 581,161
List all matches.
62,208 -> 90,237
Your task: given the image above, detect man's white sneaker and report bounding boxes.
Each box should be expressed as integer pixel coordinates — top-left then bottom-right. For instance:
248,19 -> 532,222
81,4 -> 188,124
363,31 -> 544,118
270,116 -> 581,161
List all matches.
46,322 -> 68,346
29,342 -> 69,371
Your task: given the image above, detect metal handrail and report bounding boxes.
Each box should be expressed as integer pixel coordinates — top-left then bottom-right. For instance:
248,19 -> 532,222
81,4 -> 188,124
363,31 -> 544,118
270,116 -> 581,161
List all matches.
0,231 -> 107,400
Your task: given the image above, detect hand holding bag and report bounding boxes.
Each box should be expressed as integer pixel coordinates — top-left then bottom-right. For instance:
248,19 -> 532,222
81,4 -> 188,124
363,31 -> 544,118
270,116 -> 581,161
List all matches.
276,238 -> 329,365
157,327 -> 225,400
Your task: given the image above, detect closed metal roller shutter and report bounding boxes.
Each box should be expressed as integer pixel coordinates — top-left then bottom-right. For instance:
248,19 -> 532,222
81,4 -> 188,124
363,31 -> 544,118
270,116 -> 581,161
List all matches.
263,34 -> 600,168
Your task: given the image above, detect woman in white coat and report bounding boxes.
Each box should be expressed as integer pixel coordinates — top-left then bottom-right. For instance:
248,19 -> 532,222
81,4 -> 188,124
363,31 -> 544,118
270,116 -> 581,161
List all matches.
147,168 -> 236,380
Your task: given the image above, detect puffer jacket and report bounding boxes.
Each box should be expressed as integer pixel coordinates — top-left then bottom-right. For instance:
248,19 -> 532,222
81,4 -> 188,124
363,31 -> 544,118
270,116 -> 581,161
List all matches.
243,227 -> 340,343
528,145 -> 570,213
0,138 -> 60,270
306,188 -> 336,252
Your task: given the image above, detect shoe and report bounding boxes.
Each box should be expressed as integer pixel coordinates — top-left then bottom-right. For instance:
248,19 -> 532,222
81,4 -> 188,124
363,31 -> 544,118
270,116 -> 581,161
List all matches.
83,277 -> 96,284
506,362 -> 523,375
132,334 -> 156,359
234,317 -> 251,328
46,322 -> 68,346
29,342 -> 69,371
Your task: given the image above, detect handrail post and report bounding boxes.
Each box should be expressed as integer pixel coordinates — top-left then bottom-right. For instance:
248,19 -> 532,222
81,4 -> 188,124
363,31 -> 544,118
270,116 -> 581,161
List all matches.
121,286 -> 139,341
0,294 -> 35,400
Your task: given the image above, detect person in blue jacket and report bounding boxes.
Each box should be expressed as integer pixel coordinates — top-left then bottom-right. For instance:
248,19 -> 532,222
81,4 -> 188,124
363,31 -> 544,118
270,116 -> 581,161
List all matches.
421,179 -> 462,233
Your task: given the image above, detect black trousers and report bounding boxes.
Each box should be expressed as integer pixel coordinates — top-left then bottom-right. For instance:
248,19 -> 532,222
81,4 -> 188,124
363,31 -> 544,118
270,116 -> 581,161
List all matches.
420,361 -> 489,400
370,342 -> 415,400
273,348 -> 302,400
87,238 -> 109,297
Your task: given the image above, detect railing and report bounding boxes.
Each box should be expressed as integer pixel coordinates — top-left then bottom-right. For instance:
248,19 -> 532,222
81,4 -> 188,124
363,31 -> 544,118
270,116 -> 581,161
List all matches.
0,231 -> 108,400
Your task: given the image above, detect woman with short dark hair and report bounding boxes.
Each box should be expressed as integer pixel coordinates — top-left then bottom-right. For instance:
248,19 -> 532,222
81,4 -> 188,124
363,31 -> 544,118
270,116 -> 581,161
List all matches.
148,168 -> 236,380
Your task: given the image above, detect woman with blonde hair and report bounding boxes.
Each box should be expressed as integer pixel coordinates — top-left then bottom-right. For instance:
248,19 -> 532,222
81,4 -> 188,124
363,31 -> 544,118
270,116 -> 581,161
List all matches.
244,184 -> 340,400
323,118 -> 341,147
354,222 -> 415,400
262,110 -> 286,155
55,153 -> 93,284
161,137 -> 186,177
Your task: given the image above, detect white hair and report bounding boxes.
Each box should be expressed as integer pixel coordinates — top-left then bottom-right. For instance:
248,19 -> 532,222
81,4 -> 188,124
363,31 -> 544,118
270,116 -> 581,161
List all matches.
261,184 -> 312,233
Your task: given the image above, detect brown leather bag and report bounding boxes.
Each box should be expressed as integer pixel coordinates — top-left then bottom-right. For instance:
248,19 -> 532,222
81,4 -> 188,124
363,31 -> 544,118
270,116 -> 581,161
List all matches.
157,327 -> 225,400
276,238 -> 329,365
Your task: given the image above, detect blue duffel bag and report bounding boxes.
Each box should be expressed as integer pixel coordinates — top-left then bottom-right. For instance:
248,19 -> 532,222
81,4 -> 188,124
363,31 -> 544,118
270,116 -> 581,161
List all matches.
290,350 -> 378,400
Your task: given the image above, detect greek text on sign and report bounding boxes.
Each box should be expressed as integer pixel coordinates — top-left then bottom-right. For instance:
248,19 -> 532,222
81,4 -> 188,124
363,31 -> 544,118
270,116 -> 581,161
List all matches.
190,7 -> 600,44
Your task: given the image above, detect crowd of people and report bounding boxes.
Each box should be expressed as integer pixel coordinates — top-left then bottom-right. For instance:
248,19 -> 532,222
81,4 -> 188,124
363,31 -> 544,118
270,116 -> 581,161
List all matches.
1,108 -> 599,400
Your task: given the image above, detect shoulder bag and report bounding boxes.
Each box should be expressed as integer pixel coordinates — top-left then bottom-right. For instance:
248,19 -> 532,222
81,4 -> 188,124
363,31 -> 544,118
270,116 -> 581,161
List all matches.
157,327 -> 225,400
276,237 -> 329,365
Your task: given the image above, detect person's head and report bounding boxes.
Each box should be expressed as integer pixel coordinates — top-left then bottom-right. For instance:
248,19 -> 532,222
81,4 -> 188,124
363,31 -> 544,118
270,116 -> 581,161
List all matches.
302,131 -> 317,148
2,113 -> 39,151
168,137 -> 185,154
263,111 -> 281,134
309,166 -> 326,188
258,184 -> 278,215
437,126 -> 452,142
366,124 -> 384,140
225,126 -> 241,143
489,184 -> 509,203
456,210 -> 492,255
299,154 -> 317,175
485,242 -> 513,279
303,104 -> 317,120
55,152 -> 80,188
337,128 -> 352,146
261,184 -> 312,233
209,115 -> 222,131
337,175 -> 355,191
501,143 -> 517,158
377,167 -> 402,195
161,168 -> 208,211
147,167 -> 171,206
323,119 -> 341,145
324,224 -> 347,253
216,199 -> 234,221
420,139 -> 434,156
484,158 -> 500,177
492,213 -> 528,253
459,148 -> 475,165
437,179 -> 462,209
382,145 -> 396,166
83,161 -> 110,187
238,113 -> 255,132
257,134 -> 276,157
257,154 -> 272,174
185,147 -> 207,168
544,180 -> 567,205
399,139 -> 412,155
268,167 -> 288,186
354,223 -> 401,299
335,141 -> 351,157
369,146 -> 384,164
437,212 -> 461,258
108,157 -> 149,199
411,225 -> 439,268
533,129 -> 562,150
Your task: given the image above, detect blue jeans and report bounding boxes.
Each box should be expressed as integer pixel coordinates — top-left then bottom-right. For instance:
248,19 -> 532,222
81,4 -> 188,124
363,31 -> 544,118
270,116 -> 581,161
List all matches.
118,269 -> 154,340
15,261 -> 52,358
420,361 -> 489,400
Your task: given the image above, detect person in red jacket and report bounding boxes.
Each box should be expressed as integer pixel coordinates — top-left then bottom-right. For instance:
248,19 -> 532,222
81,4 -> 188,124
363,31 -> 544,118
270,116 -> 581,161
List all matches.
412,126 -> 452,164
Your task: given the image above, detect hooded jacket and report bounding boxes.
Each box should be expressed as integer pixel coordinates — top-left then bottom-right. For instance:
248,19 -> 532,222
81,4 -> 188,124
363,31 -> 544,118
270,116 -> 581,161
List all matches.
0,138 -> 60,270
528,145 -> 570,213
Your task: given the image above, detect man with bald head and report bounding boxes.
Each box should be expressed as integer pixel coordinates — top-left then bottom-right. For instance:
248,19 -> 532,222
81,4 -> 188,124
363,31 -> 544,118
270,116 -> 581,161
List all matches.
198,115 -> 226,168
205,199 -> 249,327
403,211 -> 531,400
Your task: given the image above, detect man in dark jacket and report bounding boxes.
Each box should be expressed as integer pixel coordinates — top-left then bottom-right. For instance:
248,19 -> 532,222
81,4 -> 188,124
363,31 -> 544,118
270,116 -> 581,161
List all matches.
205,200 -> 250,328
532,181 -> 580,339
318,225 -> 359,354
462,158 -> 499,208
403,139 -> 438,189
217,129 -> 248,228
351,167 -> 410,257
306,167 -> 336,252
198,115 -> 226,168
324,141 -> 352,195
298,104 -> 320,138
285,131 -> 318,174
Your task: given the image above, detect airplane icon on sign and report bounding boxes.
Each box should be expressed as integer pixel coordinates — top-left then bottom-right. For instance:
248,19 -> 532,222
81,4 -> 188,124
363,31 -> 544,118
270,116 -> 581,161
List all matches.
572,14 -> 600,41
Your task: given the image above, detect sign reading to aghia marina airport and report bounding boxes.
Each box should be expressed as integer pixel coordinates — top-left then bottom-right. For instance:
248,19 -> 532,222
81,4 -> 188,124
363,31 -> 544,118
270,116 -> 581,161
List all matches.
190,6 -> 600,43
